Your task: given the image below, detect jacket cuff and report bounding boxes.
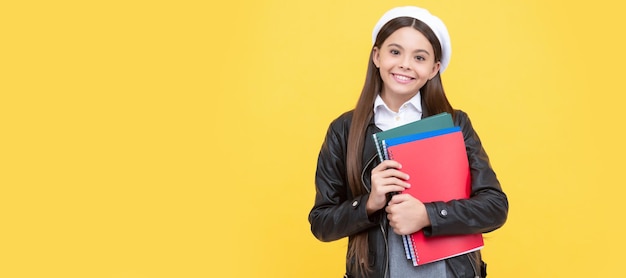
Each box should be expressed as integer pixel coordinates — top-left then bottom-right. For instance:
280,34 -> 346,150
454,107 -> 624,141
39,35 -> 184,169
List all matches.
351,193 -> 381,225
423,201 -> 448,236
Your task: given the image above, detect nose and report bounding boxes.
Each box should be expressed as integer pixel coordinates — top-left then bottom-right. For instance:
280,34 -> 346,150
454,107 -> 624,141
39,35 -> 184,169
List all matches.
399,56 -> 411,69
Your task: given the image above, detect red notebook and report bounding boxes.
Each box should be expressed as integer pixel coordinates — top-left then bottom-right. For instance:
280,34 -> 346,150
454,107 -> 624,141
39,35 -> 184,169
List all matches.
385,129 -> 484,266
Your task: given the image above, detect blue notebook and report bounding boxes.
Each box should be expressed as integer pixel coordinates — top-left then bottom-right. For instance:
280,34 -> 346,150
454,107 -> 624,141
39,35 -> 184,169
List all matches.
382,126 -> 461,152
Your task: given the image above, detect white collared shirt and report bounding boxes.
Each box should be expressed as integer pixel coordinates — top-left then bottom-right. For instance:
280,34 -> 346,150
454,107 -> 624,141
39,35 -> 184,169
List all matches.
373,92 -> 423,131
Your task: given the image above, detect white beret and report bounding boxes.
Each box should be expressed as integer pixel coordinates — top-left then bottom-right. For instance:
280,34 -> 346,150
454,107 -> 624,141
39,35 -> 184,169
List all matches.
372,6 -> 452,73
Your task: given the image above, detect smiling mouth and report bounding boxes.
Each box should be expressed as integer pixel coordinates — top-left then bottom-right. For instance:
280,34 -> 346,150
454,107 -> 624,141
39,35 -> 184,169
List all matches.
392,73 -> 415,82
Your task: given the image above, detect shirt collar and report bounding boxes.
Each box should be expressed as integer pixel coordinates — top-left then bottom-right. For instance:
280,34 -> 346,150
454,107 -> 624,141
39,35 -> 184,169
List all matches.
373,92 -> 423,114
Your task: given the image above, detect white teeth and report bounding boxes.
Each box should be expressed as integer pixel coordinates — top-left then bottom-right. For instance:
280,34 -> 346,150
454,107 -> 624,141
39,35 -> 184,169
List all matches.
394,74 -> 412,81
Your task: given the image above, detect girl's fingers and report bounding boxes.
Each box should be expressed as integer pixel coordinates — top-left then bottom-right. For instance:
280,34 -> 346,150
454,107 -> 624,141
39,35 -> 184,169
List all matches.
372,176 -> 411,190
379,184 -> 408,195
387,193 -> 409,205
372,168 -> 410,181
373,159 -> 402,172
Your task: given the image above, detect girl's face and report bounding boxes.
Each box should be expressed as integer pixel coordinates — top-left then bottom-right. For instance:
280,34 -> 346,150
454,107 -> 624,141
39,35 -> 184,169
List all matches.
373,27 -> 441,102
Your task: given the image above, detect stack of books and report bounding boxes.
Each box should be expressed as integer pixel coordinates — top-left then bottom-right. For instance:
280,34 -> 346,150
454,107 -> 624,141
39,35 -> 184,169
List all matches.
372,112 -> 484,266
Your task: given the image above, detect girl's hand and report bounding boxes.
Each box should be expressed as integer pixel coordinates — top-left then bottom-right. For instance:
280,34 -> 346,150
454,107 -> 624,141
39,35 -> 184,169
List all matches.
366,160 -> 410,215
385,194 -> 431,235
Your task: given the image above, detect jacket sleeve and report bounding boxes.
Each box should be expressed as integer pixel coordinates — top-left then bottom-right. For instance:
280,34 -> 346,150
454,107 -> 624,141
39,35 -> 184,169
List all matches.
423,110 -> 509,236
308,118 -> 379,242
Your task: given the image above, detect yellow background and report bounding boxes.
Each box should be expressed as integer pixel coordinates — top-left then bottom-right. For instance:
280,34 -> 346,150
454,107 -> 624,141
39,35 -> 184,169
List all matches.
2,0 -> 626,277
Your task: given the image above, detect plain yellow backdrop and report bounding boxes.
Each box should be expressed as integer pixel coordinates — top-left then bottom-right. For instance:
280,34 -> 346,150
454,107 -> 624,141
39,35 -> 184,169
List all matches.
2,0 -> 626,277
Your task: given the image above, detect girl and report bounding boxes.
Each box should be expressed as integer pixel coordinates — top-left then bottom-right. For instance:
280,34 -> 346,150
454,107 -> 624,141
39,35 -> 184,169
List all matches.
309,6 -> 508,278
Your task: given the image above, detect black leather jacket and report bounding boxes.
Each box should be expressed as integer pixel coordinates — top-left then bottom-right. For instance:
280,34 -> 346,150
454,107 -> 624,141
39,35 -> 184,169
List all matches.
309,109 -> 508,278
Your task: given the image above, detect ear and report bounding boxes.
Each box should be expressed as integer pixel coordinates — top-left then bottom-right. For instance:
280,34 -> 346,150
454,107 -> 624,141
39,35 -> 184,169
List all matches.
372,47 -> 380,68
429,61 -> 441,80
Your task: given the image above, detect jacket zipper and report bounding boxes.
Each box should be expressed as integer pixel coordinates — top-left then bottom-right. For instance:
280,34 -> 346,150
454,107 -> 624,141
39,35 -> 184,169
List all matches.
360,154 -> 377,194
361,154 -> 390,278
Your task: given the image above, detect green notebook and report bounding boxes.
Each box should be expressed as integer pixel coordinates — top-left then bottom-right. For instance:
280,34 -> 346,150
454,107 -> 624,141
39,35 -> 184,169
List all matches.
372,112 -> 454,161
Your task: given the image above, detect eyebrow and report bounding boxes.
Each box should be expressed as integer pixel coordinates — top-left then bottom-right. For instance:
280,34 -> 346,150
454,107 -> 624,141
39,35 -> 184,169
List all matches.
387,43 -> 431,55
